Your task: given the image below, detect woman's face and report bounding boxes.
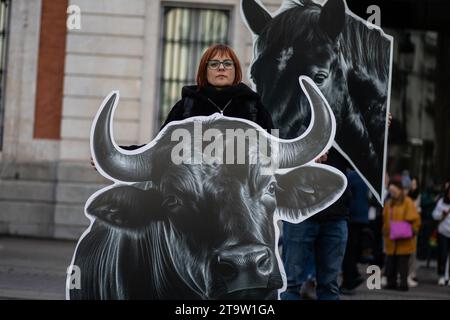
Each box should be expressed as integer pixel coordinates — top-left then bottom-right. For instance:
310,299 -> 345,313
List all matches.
389,184 -> 403,199
206,53 -> 235,88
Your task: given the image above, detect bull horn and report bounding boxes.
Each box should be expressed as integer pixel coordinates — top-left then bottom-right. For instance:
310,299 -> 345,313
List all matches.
276,76 -> 336,168
91,92 -> 155,182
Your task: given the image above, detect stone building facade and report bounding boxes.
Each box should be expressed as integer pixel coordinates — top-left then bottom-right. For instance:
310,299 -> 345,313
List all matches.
0,0 -> 446,240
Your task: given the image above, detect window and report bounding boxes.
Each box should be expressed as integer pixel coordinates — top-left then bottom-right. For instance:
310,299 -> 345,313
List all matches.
0,0 -> 11,151
158,5 -> 230,125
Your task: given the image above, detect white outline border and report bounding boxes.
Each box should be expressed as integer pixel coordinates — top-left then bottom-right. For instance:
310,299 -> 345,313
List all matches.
66,77 -> 346,300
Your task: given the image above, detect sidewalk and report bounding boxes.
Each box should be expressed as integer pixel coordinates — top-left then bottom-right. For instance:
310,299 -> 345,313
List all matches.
340,260 -> 450,300
0,237 -> 76,300
0,236 -> 449,300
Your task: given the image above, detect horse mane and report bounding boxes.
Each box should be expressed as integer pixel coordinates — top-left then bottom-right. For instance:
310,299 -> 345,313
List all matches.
341,16 -> 391,84
255,2 -> 327,56
254,1 -> 390,86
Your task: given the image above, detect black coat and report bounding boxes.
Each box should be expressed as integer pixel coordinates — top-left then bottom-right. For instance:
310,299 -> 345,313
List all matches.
313,147 -> 352,221
160,83 -> 274,131
122,83 -> 274,151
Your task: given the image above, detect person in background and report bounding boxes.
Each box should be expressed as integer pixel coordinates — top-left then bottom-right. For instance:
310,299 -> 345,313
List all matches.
382,180 -> 421,291
432,185 -> 450,286
417,180 -> 440,263
407,177 -> 421,287
379,172 -> 391,287
282,115 -> 393,300
369,194 -> 385,268
341,170 -> 370,294
282,153 -> 335,301
281,149 -> 350,300
408,177 -> 421,210
434,179 -> 450,203
298,262 -> 317,300
401,170 -> 412,194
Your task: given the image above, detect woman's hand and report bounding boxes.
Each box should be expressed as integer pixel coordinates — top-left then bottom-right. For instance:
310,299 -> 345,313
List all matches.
314,151 -> 328,164
90,157 -> 98,172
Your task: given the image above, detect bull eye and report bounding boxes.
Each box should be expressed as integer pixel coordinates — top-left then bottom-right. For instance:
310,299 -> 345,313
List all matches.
267,182 -> 277,195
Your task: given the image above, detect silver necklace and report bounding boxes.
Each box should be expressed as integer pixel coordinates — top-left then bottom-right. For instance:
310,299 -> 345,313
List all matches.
207,98 -> 233,114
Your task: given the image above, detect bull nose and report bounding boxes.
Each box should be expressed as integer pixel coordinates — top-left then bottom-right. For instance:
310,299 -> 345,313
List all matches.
213,245 -> 274,293
217,245 -> 273,278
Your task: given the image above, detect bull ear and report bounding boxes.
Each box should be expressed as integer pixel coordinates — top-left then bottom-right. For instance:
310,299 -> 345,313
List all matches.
241,0 -> 272,35
275,165 -> 347,223
319,0 -> 346,40
87,185 -> 164,228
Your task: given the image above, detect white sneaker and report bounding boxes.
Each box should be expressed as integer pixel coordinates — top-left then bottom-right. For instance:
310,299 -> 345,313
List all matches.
408,277 -> 418,288
438,277 -> 446,286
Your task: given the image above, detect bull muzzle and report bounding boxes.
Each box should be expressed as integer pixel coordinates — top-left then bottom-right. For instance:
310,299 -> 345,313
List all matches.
210,244 -> 281,298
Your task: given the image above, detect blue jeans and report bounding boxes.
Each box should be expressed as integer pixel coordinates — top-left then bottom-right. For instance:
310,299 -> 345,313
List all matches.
280,218 -> 348,300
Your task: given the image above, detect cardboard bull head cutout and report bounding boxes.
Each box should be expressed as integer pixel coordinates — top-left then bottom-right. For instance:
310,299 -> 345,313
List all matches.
67,77 -> 347,300
241,0 -> 394,204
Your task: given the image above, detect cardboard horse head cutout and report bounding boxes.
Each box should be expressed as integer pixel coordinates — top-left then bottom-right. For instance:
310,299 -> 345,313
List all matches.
67,77 -> 346,300
241,0 -> 393,203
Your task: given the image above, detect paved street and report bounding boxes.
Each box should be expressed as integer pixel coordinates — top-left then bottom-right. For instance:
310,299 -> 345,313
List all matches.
0,236 -> 449,300
340,261 -> 450,300
0,237 -> 75,300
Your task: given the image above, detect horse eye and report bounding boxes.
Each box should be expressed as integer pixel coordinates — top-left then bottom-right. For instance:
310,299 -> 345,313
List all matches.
314,73 -> 328,85
162,195 -> 181,209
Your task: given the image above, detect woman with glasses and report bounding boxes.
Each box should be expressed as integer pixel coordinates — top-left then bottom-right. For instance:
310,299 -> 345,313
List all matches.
160,44 -> 274,130
91,44 -> 273,169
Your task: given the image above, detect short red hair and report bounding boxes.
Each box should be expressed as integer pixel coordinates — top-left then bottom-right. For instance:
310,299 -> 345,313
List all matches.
196,44 -> 242,88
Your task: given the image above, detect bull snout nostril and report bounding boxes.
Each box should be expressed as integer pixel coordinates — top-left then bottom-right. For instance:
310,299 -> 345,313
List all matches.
214,245 -> 274,286
216,259 -> 238,281
256,249 -> 273,275
257,255 -> 270,270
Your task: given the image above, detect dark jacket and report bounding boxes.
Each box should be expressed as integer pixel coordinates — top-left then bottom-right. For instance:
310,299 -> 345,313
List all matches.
348,170 -> 369,224
313,148 -> 352,221
122,83 -> 273,151
160,83 -> 274,131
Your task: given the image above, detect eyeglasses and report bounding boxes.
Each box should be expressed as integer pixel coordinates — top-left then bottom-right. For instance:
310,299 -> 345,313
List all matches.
207,59 -> 235,70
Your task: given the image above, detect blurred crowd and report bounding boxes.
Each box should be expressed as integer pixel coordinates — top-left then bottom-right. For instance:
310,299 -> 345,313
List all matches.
294,170 -> 450,299
342,170 -> 450,294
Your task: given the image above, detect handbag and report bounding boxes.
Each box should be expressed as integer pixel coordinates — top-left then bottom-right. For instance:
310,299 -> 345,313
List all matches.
389,207 -> 413,240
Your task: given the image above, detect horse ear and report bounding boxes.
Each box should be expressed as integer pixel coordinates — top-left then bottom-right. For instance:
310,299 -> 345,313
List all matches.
319,0 -> 346,40
241,0 -> 272,35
